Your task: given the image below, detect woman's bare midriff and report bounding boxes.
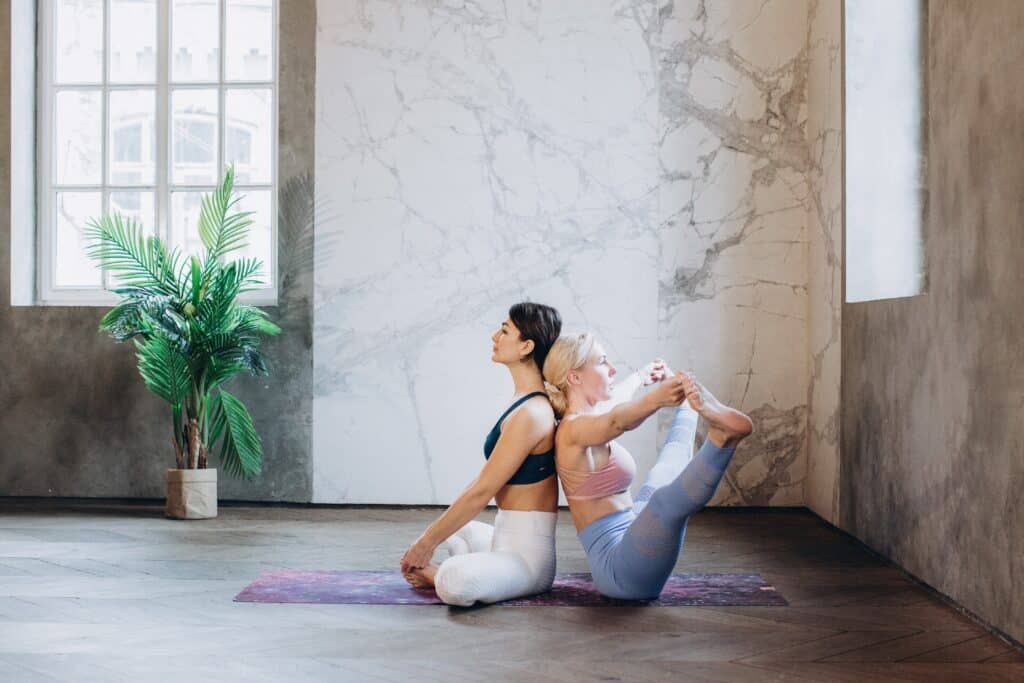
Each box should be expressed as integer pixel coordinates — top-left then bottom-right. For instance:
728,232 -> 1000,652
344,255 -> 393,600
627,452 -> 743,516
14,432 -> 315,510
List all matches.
495,474 -> 559,512
567,491 -> 632,532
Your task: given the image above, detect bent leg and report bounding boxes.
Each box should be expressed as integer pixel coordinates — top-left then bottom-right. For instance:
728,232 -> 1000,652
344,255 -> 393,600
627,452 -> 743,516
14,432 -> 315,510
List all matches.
434,551 -> 536,606
634,403 -> 699,515
605,439 -> 736,599
407,520 -> 495,590
434,511 -> 556,606
434,520 -> 494,561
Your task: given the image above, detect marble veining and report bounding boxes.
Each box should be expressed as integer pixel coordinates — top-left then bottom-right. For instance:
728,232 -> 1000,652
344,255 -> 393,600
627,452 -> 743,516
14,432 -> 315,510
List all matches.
313,0 -> 836,505
804,0 -> 842,522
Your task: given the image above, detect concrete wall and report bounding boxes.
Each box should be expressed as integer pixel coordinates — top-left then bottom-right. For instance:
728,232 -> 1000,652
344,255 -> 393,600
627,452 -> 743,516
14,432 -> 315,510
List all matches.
0,0 -> 317,502
842,0 -> 1024,645
313,0 -> 823,505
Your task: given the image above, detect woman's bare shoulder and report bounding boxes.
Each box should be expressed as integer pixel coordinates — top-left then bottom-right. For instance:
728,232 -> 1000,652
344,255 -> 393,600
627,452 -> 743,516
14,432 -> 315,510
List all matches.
503,395 -> 555,437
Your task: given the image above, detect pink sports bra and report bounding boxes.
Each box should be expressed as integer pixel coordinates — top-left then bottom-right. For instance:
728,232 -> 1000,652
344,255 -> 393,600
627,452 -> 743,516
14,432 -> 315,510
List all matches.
559,441 -> 637,501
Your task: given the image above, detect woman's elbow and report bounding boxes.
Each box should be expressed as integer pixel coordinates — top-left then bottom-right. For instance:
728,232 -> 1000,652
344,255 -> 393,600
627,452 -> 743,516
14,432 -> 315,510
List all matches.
608,413 -> 634,435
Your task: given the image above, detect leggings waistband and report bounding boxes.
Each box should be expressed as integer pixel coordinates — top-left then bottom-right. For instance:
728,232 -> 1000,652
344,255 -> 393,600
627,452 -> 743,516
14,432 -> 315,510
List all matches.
495,509 -> 558,538
577,508 -> 635,553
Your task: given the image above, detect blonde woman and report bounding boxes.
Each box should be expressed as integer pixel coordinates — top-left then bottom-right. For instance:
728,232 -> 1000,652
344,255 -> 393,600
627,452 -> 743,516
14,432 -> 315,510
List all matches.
399,303 -> 562,606
543,333 -> 753,600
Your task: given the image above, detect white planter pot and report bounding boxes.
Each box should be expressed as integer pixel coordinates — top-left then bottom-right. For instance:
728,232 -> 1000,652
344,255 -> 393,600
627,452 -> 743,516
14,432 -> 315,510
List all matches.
166,468 -> 218,520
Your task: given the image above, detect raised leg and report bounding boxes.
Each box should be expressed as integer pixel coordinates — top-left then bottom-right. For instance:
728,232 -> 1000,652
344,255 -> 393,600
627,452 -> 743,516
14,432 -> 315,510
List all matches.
633,403 -> 699,515
595,378 -> 752,599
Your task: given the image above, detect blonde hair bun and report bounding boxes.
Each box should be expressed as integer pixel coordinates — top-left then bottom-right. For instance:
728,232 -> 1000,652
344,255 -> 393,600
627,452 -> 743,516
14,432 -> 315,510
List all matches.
542,333 -> 596,418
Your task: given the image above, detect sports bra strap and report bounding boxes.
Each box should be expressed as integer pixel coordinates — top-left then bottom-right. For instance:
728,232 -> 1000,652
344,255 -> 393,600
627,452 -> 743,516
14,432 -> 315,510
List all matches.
494,391 -> 548,426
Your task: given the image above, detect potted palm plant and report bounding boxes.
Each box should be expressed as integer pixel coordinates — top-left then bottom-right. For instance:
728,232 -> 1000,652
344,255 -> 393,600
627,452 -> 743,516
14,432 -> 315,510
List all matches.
86,167 -> 281,519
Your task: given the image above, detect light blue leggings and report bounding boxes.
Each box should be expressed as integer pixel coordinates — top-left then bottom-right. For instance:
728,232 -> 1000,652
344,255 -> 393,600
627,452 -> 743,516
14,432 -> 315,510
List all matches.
577,408 -> 736,600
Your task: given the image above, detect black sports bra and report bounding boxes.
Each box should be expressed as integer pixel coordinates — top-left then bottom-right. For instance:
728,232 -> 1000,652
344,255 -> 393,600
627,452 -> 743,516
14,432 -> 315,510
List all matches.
483,392 -> 556,485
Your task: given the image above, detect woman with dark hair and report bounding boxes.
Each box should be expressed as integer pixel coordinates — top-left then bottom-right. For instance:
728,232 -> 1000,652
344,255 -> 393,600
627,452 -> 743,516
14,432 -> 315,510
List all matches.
399,302 -> 564,606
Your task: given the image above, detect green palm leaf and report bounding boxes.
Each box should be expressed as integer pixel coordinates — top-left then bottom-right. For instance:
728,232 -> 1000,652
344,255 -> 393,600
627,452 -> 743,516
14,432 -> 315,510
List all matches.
198,166 -> 255,273
134,334 -> 191,408
85,214 -> 180,297
233,306 -> 282,337
205,357 -> 252,390
210,390 -> 263,479
193,260 -> 264,337
98,292 -> 180,342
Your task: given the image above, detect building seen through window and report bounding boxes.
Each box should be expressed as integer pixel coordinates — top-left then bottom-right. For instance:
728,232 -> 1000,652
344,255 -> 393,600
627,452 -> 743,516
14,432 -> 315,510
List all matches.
39,0 -> 277,303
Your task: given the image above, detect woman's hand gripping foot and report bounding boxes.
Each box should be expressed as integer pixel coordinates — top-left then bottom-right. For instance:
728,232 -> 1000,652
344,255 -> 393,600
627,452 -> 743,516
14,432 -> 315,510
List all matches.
403,564 -> 439,590
677,372 -> 753,448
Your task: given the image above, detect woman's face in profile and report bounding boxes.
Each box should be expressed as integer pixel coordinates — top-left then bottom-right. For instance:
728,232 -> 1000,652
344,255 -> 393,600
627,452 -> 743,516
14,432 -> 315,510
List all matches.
575,343 -> 616,403
491,318 -> 524,364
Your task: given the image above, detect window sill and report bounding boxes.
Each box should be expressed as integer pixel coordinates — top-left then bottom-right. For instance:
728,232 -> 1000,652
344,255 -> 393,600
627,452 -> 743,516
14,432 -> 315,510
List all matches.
35,288 -> 280,308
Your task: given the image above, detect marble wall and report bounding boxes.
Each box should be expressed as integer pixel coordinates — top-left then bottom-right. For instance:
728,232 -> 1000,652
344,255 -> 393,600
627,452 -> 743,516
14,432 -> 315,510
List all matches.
842,0 -> 1024,645
657,0 -> 813,507
804,0 -> 842,523
314,0 -> 828,505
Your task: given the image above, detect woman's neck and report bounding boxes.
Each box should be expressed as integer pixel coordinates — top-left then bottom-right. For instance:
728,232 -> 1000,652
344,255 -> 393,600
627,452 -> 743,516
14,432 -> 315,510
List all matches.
566,393 -> 597,416
508,361 -> 545,396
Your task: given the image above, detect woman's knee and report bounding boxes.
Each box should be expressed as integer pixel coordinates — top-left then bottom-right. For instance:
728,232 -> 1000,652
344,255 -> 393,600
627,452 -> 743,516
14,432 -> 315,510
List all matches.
434,557 -> 483,607
456,521 -> 494,553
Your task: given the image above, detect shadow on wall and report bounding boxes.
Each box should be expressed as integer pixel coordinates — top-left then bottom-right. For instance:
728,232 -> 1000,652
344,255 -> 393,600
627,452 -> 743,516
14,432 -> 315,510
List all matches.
198,171 -> 336,502
277,171 -> 337,311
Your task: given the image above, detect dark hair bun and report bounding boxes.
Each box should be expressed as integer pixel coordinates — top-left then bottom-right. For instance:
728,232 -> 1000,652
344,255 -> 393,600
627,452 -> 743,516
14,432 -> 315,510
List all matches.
508,302 -> 562,372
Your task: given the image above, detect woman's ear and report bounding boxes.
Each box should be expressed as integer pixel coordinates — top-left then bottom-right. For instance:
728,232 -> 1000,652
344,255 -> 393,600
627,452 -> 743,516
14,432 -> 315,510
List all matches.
519,338 -> 535,361
568,371 -> 581,386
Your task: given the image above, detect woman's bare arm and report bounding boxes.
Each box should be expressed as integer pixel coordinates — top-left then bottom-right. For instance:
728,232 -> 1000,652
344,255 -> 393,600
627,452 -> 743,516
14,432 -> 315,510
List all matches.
400,399 -> 552,570
561,372 -> 686,449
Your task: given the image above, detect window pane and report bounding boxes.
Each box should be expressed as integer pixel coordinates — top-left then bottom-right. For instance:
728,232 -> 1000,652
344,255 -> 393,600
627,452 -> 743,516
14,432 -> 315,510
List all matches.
233,189 -> 272,286
225,88 -> 272,183
110,0 -> 157,83
110,190 -> 156,234
55,0 -> 103,84
225,0 -> 273,81
54,191 -> 103,288
172,89 -> 219,184
172,0 -> 220,82
844,1 -> 926,302
54,90 -> 102,185
170,190 -> 208,257
109,89 -> 156,185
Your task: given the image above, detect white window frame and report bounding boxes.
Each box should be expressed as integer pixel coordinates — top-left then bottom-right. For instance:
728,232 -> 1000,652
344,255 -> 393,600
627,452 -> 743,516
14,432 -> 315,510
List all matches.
37,0 -> 279,306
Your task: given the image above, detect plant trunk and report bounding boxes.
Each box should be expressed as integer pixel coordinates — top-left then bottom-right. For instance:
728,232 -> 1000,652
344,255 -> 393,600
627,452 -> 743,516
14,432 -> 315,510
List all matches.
198,442 -> 208,469
172,436 -> 184,470
188,418 -> 200,469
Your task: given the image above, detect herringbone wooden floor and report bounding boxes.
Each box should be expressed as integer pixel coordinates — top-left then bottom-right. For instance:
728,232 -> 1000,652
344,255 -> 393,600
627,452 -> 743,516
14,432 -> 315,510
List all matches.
0,503 -> 1019,682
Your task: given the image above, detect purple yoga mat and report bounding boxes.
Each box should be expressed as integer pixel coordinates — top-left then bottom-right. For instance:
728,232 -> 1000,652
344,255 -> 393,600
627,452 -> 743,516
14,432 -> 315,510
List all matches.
233,570 -> 787,607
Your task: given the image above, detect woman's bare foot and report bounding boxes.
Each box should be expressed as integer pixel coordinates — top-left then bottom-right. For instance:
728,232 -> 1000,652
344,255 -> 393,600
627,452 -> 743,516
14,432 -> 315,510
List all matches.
403,564 -> 438,590
678,373 -> 753,448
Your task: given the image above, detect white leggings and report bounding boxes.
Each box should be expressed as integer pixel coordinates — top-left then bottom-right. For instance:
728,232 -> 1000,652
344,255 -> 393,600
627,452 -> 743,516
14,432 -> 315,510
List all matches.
432,510 -> 557,607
